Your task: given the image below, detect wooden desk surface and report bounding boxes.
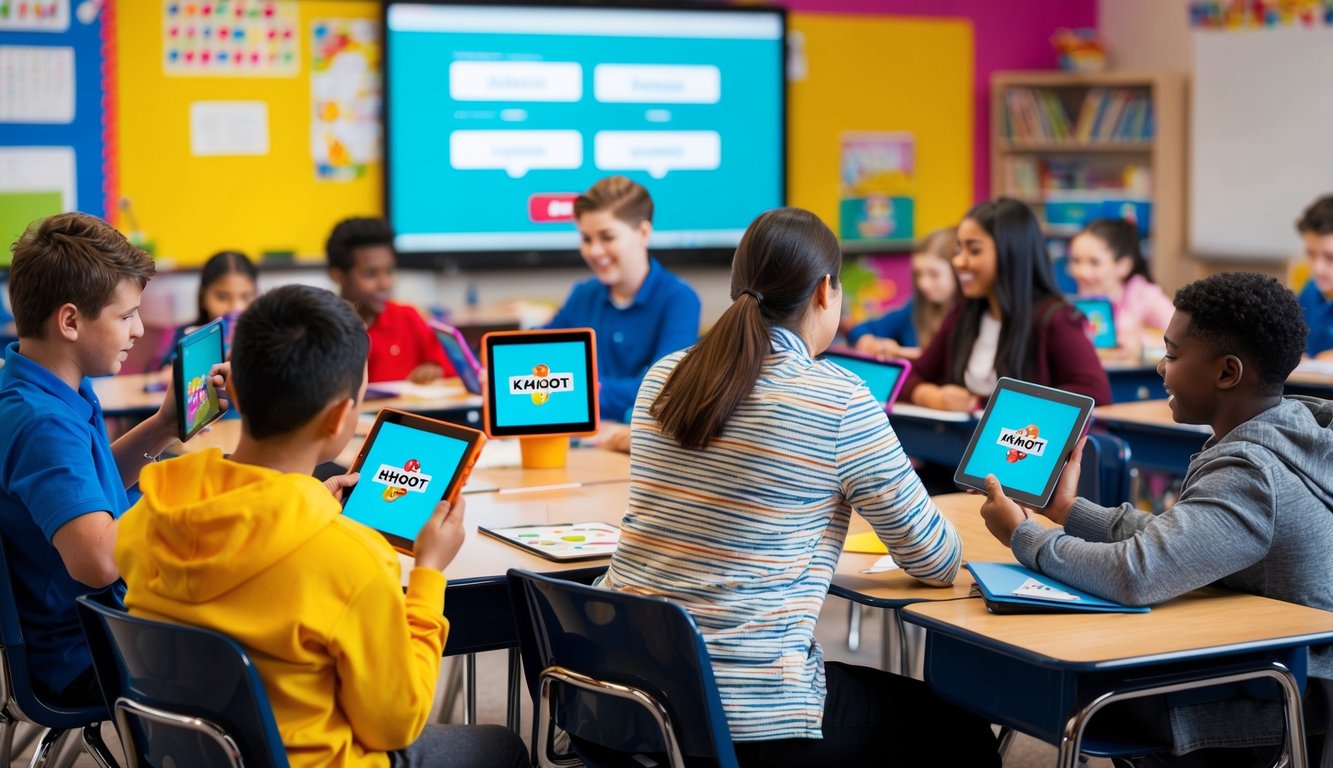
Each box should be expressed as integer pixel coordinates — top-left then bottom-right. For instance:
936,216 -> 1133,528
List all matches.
904,588 -> 1333,669
94,372 -> 481,419
1093,398 -> 1212,434
832,492 -> 1056,605
170,417 -> 631,493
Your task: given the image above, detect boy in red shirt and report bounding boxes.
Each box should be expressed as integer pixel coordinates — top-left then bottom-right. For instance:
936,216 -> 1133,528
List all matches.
326,217 -> 451,383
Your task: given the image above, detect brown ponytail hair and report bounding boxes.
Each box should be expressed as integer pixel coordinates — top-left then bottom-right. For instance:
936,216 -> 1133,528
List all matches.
650,208 -> 842,449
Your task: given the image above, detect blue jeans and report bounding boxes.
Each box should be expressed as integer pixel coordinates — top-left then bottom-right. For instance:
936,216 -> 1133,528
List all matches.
390,724 -> 529,768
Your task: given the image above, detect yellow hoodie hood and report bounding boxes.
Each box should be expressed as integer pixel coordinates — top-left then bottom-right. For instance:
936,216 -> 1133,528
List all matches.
119,449 -> 339,604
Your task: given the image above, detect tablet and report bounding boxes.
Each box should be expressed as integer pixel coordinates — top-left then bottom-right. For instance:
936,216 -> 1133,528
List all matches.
477,522 -> 620,562
430,320 -> 482,395
342,409 -> 486,553
173,317 -> 227,441
954,378 -> 1095,508
820,348 -> 912,412
481,328 -> 599,439
1072,296 -> 1117,350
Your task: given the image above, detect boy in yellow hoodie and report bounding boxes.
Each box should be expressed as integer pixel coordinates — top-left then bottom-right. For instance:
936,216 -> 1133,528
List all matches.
114,285 -> 529,768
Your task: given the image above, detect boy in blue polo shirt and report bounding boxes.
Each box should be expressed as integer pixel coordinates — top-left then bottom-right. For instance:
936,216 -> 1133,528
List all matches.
0,213 -> 195,705
1296,193 -> 1333,359
546,176 -> 701,422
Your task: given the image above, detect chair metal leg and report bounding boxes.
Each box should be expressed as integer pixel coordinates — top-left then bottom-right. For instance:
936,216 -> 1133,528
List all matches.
846,600 -> 862,652
80,724 -> 119,768
880,608 -> 900,675
12,722 -> 41,760
464,653 -> 477,725
1056,662 -> 1307,768
0,717 -> 15,766
506,648 -> 521,732
26,727 -> 70,768
436,656 -> 464,723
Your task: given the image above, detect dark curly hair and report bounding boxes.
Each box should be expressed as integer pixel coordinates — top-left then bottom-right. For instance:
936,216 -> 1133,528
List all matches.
325,217 -> 394,272
1296,194 -> 1333,236
1173,272 -> 1306,393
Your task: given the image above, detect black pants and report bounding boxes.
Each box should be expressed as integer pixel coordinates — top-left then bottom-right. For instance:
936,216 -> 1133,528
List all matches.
732,661 -> 1001,767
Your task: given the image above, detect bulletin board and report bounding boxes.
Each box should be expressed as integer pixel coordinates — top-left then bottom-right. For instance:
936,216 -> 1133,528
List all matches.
0,0 -> 108,259
786,13 -> 973,243
115,0 -> 381,266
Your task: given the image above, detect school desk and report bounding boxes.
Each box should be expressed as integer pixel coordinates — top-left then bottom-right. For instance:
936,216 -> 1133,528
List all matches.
92,371 -> 483,423
1092,399 -> 1210,476
1102,362 -> 1163,403
903,590 -> 1333,767
887,402 -> 977,465
166,418 -> 631,494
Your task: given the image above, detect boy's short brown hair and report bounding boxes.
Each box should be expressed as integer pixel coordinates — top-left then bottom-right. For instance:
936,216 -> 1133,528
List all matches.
1296,194 -> 1333,236
9,213 -> 155,338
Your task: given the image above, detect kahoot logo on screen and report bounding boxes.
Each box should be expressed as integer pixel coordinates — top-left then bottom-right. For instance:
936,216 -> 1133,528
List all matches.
373,458 -> 432,502
508,363 -> 576,406
996,424 -> 1047,463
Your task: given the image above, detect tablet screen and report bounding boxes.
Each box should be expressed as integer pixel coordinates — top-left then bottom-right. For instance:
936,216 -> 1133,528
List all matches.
342,420 -> 473,546
1073,297 -> 1117,350
484,330 -> 598,437
955,379 -> 1093,506
176,319 -> 225,441
820,351 -> 909,409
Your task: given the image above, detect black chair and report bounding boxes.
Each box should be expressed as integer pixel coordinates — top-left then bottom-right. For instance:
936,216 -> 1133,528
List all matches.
75,591 -> 289,768
507,568 -> 739,768
0,538 -> 118,768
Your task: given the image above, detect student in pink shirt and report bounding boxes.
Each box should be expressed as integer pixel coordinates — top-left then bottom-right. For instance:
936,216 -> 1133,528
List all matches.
1069,218 -> 1176,361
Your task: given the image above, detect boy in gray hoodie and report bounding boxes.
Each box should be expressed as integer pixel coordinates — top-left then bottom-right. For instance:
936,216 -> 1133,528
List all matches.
981,272 -> 1332,767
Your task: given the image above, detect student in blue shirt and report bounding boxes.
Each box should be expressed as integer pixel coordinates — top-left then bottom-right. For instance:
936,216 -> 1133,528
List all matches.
1296,194 -> 1333,360
546,176 -> 701,422
0,213 -> 219,705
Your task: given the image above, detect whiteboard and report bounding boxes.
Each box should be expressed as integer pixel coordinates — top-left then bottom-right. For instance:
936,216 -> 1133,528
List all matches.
1190,27 -> 1333,261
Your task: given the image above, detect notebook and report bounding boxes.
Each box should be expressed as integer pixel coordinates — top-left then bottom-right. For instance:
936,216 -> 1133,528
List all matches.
966,562 -> 1149,614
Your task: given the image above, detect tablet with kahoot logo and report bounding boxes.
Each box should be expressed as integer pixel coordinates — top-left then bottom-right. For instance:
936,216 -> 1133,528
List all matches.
1072,296 -> 1117,350
481,328 -> 599,438
954,378 -> 1095,508
342,409 -> 485,553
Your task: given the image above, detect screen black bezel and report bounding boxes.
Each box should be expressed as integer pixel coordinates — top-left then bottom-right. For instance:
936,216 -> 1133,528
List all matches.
482,328 -> 599,438
173,317 -> 227,442
343,408 -> 486,552
382,0 -> 788,270
953,377 -> 1095,508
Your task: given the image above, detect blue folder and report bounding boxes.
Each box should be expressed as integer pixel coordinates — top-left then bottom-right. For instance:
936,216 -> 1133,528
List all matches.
967,562 -> 1150,614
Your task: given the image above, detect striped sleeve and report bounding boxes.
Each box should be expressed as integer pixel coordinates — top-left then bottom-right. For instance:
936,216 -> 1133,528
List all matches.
836,386 -> 961,586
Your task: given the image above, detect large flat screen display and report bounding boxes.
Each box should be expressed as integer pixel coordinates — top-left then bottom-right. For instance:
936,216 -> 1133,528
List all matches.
384,2 -> 786,267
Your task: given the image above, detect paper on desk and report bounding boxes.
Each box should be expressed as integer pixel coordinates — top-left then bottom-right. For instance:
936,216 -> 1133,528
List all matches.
861,556 -> 899,575
1294,359 -> 1333,377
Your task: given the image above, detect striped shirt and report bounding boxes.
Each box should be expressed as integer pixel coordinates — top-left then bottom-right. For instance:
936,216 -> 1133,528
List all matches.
600,327 -> 962,742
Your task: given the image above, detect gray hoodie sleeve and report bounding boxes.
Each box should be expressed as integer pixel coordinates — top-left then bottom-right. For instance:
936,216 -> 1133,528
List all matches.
1008,448 -> 1276,606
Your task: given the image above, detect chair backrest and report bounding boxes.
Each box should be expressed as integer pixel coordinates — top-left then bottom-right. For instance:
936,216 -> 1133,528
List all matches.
75,592 -> 289,768
0,536 -> 109,729
507,569 -> 738,768
1078,431 -> 1133,508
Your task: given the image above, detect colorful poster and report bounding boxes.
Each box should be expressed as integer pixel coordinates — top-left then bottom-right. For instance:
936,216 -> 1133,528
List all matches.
310,17 -> 380,181
1189,0 -> 1330,29
0,45 -> 74,123
163,0 -> 299,77
839,132 -> 916,243
0,0 -> 69,32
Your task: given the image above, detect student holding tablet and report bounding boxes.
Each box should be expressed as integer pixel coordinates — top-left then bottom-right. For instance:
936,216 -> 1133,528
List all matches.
599,208 -> 1000,766
115,285 -> 528,768
903,198 -> 1110,412
979,273 -> 1333,766
545,176 -> 701,423
1068,218 -> 1174,361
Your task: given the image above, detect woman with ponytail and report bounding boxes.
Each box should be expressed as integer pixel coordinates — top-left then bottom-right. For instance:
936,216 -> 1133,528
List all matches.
600,208 -> 1000,766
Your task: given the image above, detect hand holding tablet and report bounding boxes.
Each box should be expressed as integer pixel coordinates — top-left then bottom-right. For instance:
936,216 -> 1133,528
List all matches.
954,378 -> 1095,509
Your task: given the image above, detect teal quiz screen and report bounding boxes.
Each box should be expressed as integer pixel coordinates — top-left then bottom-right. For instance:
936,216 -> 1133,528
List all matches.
386,5 -> 783,254
1075,298 -> 1117,349
179,327 -> 222,433
961,389 -> 1083,496
826,355 -> 904,407
491,340 -> 591,428
343,422 -> 470,543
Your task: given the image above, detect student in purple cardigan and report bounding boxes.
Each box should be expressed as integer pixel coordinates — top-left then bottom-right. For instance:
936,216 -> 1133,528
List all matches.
903,198 -> 1111,412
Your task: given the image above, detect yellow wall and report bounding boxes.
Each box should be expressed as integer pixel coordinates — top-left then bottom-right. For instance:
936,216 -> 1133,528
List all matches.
116,1 -> 380,265
787,14 -> 973,237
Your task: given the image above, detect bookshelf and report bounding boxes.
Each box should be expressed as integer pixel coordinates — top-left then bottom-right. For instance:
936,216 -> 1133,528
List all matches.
991,71 -> 1188,292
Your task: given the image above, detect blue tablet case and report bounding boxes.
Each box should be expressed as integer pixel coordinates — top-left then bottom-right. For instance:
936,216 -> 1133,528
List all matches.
967,562 -> 1149,614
